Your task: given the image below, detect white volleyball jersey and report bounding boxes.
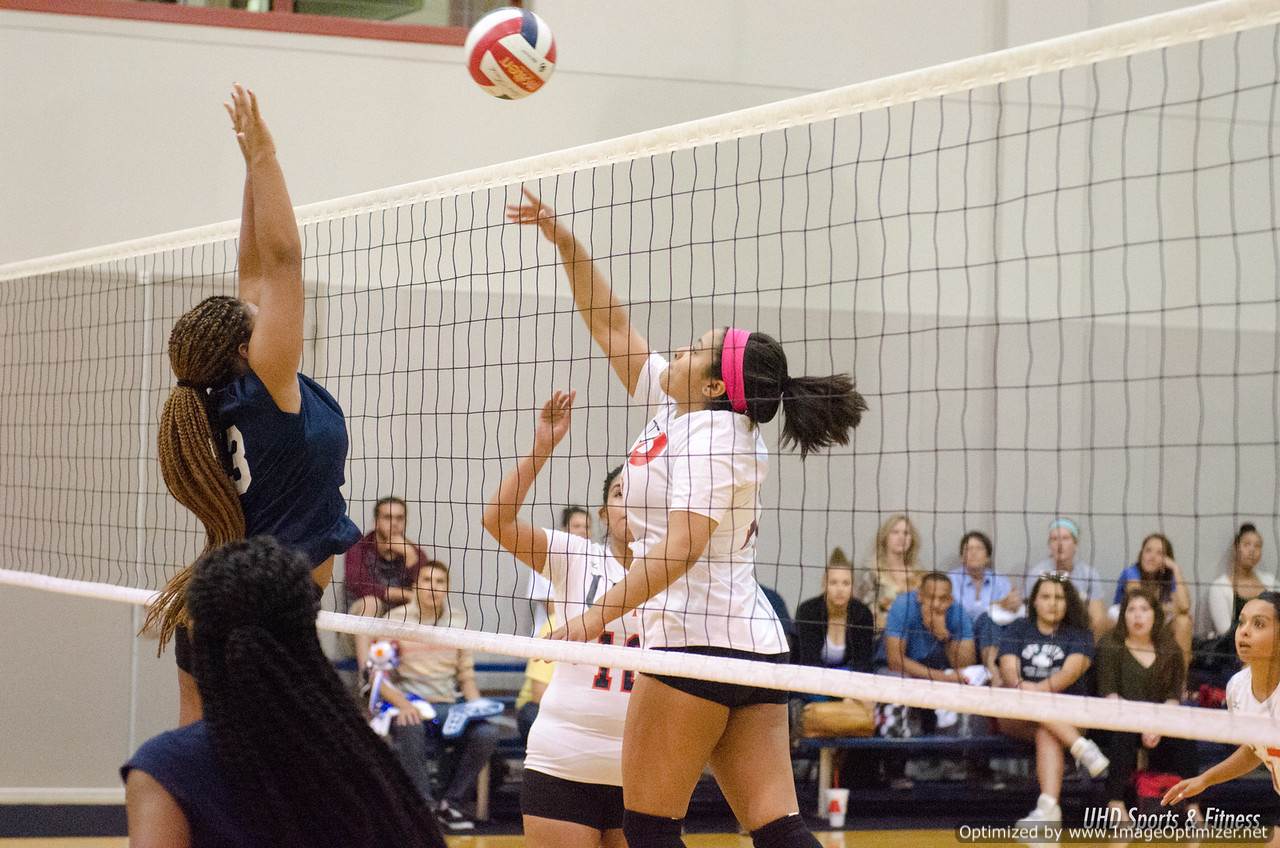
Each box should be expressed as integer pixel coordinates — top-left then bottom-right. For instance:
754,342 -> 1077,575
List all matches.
524,529 -> 642,786
1226,666 -> 1280,795
620,353 -> 786,654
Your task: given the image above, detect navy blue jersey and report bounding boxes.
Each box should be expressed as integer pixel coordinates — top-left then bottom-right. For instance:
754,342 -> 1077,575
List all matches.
122,721 -> 259,847
215,370 -> 361,566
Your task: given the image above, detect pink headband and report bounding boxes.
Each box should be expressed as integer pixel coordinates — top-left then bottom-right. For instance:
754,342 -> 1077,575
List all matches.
721,327 -> 751,414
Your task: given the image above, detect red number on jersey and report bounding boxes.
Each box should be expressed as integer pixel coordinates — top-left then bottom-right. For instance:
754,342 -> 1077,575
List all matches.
593,632 -> 642,692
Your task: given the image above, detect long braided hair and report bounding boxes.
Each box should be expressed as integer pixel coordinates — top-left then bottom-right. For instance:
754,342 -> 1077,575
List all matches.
187,536 -> 445,848
144,295 -> 252,650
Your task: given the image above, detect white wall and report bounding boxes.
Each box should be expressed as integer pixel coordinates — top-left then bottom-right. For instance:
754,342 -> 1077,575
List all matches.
4,0 -> 1251,804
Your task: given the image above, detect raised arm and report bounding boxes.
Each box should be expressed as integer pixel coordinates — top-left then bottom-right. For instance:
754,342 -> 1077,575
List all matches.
225,84 -> 303,413
481,391 -> 575,572
229,138 -> 263,307
507,190 -> 651,396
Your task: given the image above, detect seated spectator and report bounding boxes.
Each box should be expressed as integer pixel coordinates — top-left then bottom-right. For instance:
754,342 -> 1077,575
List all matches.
122,537 -> 443,848
1095,587 -> 1198,825
948,530 -> 1021,685
997,574 -> 1109,829
1195,523 -> 1276,685
760,582 -> 798,652
875,572 -> 977,784
1207,523 -> 1275,637
878,571 -> 976,680
1029,517 -> 1108,637
856,513 -> 922,630
795,547 -> 874,671
559,505 -> 592,539
1112,533 -> 1192,670
345,495 -> 426,617
364,560 -> 499,833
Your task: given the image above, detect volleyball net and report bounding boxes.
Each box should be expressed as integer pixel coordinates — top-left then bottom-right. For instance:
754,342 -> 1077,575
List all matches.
3,0 -> 1280,748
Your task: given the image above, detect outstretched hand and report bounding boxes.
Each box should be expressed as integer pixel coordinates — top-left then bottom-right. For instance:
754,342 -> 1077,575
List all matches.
1161,774 -> 1208,806
547,611 -> 605,644
506,188 -> 562,241
533,390 -> 575,455
223,83 -> 276,163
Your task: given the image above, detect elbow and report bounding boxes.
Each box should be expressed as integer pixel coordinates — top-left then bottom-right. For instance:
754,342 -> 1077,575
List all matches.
481,504 -> 499,536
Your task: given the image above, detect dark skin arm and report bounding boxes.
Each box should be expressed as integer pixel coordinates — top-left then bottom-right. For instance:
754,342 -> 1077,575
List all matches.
125,769 -> 191,848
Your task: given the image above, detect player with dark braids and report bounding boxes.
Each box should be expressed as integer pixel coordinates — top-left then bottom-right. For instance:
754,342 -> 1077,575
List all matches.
123,536 -> 445,848
144,84 -> 361,724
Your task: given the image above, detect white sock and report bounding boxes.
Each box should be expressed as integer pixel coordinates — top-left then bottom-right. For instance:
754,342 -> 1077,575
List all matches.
1038,793 -> 1058,811
1069,737 -> 1089,758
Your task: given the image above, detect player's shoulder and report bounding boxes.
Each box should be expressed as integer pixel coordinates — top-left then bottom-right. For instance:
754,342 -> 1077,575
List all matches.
1226,666 -> 1251,702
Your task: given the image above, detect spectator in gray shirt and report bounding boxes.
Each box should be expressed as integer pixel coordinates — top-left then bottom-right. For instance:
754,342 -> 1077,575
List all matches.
1028,517 -> 1108,638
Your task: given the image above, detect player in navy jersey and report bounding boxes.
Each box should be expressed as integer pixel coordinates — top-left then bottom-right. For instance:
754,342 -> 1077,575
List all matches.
483,390 -> 638,848
144,85 -> 360,725
510,192 -> 866,848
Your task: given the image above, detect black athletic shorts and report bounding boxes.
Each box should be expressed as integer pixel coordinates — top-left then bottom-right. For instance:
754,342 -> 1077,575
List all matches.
648,646 -> 790,708
521,768 -> 624,831
174,625 -> 193,674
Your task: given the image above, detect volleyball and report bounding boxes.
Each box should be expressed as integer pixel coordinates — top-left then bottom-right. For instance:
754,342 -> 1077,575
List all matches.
464,7 -> 556,100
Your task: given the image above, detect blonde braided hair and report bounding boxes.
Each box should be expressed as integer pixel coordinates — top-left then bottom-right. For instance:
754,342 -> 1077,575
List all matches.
143,295 -> 252,650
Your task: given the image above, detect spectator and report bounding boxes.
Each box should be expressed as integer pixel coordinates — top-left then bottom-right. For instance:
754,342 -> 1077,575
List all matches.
875,572 -> 977,784
878,571 -> 976,680
856,513 -> 922,630
1112,533 -> 1192,670
1095,587 -> 1198,825
948,531 -> 1021,685
345,496 -> 426,616
122,537 -> 443,848
362,560 -> 499,833
998,573 -> 1109,829
1194,523 -> 1276,686
559,505 -> 592,539
1029,517 -> 1108,637
1206,522 -> 1275,638
795,547 -> 874,671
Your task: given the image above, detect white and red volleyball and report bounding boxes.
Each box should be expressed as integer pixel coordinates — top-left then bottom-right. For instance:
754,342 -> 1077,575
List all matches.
464,7 -> 556,100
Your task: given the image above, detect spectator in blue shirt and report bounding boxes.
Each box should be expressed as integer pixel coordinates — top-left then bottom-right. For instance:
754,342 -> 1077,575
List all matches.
879,571 -> 976,680
948,530 -> 1022,685
1110,532 -> 1192,670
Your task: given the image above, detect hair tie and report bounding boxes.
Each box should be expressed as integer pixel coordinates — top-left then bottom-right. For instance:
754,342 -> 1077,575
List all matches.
176,379 -> 203,391
721,328 -> 751,414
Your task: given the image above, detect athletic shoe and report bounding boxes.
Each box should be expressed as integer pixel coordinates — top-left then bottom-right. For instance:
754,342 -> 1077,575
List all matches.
1072,737 -> 1110,778
1015,798 -> 1062,830
436,800 -> 475,832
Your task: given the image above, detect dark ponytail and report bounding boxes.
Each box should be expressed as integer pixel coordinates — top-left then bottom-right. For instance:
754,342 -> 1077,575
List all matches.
710,330 -> 868,458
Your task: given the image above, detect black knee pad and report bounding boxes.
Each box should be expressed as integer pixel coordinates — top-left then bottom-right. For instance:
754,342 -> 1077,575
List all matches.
622,809 -> 685,848
751,813 -> 820,848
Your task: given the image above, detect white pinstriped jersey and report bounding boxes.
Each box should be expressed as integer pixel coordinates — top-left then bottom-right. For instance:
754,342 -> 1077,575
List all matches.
620,353 -> 787,655
523,530 -> 642,786
1226,667 -> 1280,795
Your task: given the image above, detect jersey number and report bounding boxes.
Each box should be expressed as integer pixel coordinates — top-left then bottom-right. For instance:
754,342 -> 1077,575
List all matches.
226,425 -> 252,495
592,633 -> 642,692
